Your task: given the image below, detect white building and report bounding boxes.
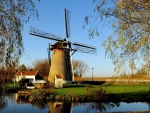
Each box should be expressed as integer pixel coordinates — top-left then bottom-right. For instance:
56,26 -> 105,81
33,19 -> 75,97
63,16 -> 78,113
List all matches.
15,70 -> 44,82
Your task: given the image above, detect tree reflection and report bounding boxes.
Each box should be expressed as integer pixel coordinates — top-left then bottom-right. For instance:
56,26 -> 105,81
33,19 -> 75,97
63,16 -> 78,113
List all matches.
146,102 -> 150,110
0,96 -> 7,111
74,102 -> 120,113
31,97 -> 47,110
89,102 -> 120,112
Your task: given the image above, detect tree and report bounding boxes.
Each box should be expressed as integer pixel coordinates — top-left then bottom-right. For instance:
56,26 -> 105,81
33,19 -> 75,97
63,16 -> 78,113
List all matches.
72,59 -> 89,77
18,64 -> 27,71
85,0 -> 150,73
0,65 -> 17,94
32,58 -> 50,77
136,61 -> 150,75
136,68 -> 147,75
0,0 -> 39,67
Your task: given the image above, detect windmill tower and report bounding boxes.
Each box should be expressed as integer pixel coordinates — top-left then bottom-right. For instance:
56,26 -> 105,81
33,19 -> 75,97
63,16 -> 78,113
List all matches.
29,8 -> 97,87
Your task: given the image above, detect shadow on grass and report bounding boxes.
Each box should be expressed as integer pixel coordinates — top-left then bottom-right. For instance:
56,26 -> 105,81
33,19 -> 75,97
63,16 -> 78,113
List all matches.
113,90 -> 150,102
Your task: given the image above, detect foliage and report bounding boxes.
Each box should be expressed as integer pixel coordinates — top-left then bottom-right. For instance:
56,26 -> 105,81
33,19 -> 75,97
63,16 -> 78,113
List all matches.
32,58 -> 50,77
0,0 -> 39,93
85,0 -> 150,73
72,59 -> 89,77
0,0 -> 39,67
91,88 -> 107,101
0,66 -> 17,94
18,64 -> 27,71
136,68 -> 148,75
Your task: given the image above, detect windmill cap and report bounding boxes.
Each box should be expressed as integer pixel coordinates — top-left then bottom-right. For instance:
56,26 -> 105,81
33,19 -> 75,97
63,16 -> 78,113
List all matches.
51,41 -> 63,49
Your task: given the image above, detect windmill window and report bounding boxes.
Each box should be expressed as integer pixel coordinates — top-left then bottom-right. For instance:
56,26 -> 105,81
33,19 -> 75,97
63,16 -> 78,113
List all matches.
63,43 -> 67,48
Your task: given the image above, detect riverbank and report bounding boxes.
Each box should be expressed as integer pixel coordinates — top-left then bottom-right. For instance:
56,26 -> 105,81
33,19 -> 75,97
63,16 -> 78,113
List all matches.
39,83 -> 150,102
5,82 -> 150,102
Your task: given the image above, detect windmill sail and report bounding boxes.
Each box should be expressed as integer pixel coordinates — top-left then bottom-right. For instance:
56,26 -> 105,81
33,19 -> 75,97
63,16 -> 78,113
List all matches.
29,26 -> 62,41
64,8 -> 71,38
71,42 -> 97,54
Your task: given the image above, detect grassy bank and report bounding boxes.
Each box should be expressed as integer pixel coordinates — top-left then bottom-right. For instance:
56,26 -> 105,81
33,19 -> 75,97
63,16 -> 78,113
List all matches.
6,82 -> 150,102
54,83 -> 150,95
44,83 -> 150,101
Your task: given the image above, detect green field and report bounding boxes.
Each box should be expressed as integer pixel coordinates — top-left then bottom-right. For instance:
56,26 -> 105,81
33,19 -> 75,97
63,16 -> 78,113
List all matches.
5,82 -> 150,101
53,83 -> 150,101
5,82 -> 19,89
54,83 -> 150,96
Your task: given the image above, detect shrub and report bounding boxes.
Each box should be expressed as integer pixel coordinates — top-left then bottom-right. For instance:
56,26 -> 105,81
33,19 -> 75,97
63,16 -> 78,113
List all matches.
55,95 -> 62,101
91,88 -> 107,101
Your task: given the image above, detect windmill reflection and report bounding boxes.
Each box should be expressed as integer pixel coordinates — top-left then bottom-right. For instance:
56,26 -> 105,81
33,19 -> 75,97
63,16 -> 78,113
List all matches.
15,93 -> 120,113
48,102 -> 71,113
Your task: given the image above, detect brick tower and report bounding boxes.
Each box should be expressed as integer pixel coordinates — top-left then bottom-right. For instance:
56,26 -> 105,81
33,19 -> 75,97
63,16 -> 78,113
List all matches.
48,41 -> 72,86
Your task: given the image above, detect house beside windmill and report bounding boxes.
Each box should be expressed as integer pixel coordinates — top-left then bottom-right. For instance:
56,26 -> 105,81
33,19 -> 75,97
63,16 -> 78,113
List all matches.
15,70 -> 44,83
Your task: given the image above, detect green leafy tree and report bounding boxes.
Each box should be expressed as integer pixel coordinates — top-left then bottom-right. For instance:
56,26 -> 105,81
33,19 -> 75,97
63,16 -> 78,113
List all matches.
85,0 -> 150,73
18,64 -> 27,71
0,0 -> 40,67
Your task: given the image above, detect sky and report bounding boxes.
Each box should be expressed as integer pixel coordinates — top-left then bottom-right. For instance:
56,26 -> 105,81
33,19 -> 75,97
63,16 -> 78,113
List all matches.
20,0 -> 116,77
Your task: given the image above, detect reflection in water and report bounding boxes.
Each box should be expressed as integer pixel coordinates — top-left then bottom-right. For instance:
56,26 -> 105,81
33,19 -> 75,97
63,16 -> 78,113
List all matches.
31,97 -> 47,110
47,102 -> 119,113
48,102 -> 71,113
73,102 -> 120,113
1,93 -> 150,113
146,102 -> 150,110
15,93 -> 32,104
0,96 -> 7,111
90,102 -> 120,112
15,93 -> 47,110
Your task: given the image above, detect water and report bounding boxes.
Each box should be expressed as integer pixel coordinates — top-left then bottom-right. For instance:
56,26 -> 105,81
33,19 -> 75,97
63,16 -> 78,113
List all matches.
0,93 -> 150,113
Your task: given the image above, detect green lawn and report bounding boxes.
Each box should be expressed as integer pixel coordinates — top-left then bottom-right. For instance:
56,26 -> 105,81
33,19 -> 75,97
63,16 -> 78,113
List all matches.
5,82 -> 150,101
54,84 -> 94,96
5,82 -> 19,89
54,83 -> 150,96
5,82 -> 150,100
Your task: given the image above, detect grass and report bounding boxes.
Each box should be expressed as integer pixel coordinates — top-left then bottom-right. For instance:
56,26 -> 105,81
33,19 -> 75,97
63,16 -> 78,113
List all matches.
5,81 -> 150,101
5,82 -> 19,89
54,84 -> 95,96
101,84 -> 150,94
53,83 -> 150,98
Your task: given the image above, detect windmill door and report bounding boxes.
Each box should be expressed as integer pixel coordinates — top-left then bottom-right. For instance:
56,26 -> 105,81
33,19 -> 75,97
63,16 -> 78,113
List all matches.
55,74 -> 63,88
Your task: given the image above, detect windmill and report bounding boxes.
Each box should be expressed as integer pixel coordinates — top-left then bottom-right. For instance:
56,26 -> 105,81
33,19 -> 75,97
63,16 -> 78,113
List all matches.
29,8 -> 97,86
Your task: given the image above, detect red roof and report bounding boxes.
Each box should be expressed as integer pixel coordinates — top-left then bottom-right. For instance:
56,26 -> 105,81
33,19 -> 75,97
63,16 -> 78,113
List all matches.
56,74 -> 62,78
16,70 -> 38,76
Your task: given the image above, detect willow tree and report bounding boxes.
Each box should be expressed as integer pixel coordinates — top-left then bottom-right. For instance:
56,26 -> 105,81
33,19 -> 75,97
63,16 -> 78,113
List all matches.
0,0 -> 39,94
85,0 -> 150,73
0,0 -> 39,67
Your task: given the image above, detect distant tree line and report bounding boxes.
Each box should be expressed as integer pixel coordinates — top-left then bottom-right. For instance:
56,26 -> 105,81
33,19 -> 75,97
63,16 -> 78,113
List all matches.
18,58 -> 89,77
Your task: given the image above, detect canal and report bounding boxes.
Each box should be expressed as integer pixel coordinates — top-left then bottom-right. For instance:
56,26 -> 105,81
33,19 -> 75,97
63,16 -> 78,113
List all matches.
0,93 -> 150,113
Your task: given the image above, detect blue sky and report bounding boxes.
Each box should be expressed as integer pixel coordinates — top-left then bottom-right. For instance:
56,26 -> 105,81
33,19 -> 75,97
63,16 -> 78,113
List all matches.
20,0 -> 116,77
